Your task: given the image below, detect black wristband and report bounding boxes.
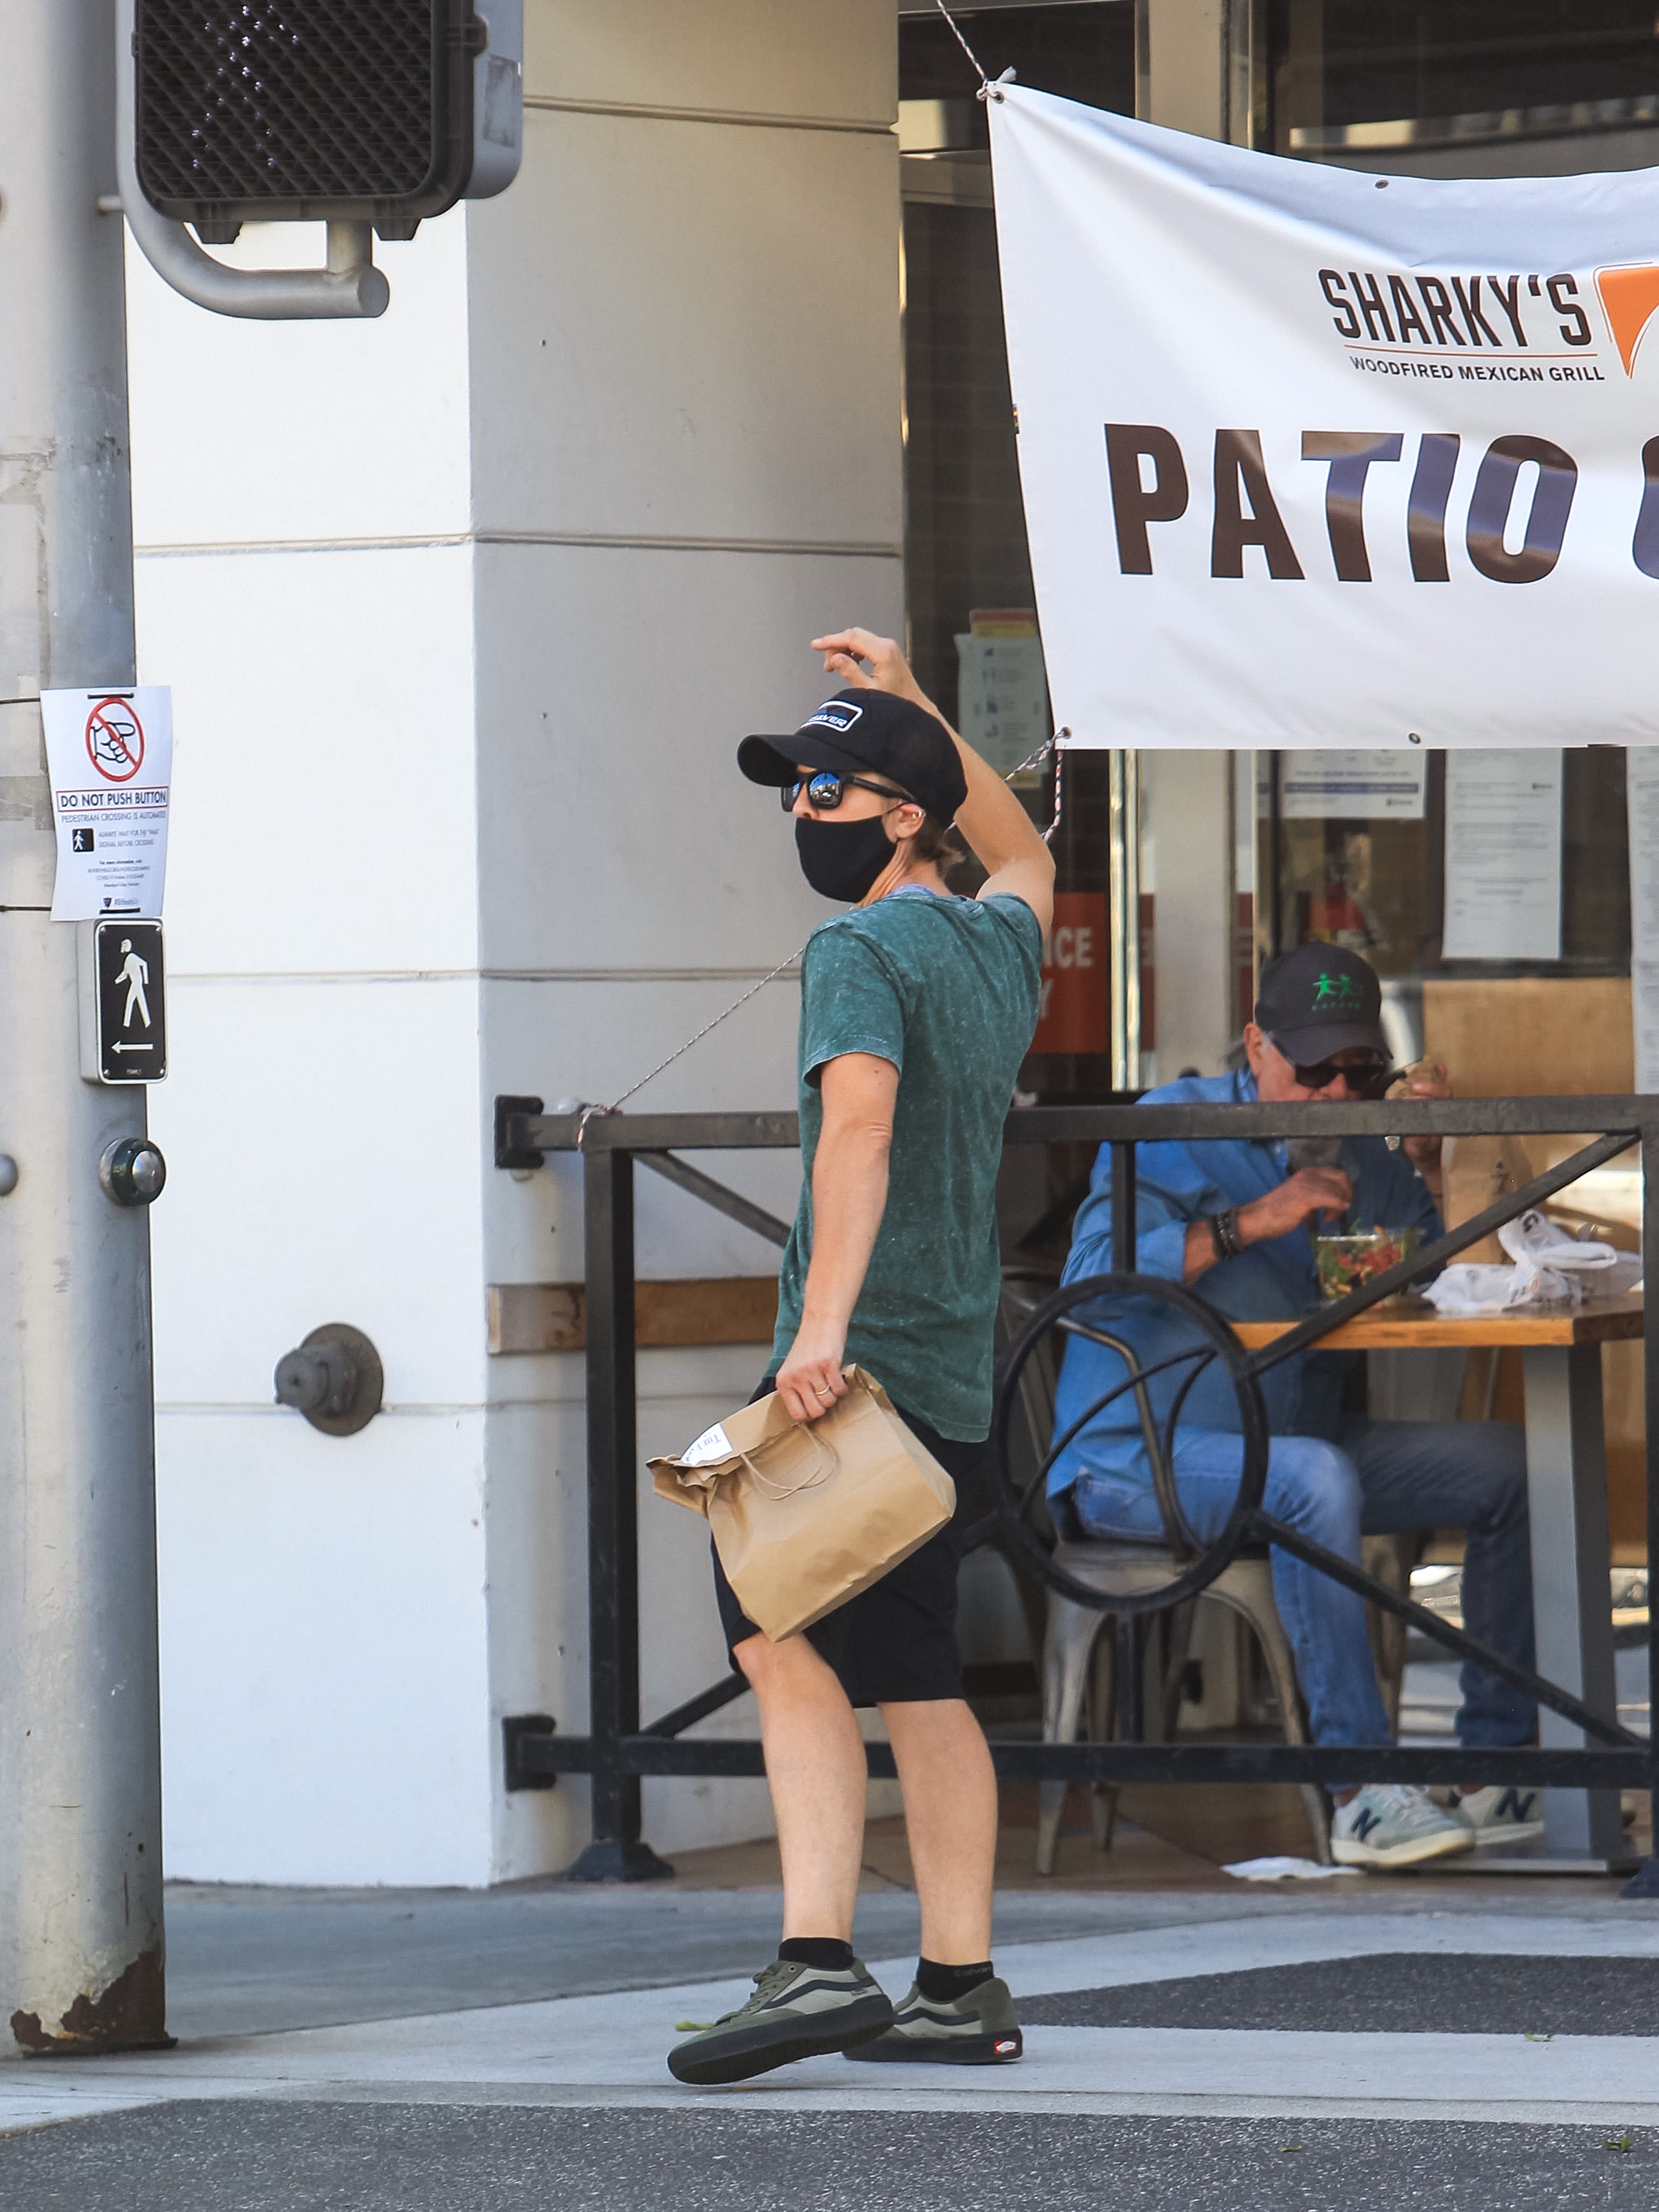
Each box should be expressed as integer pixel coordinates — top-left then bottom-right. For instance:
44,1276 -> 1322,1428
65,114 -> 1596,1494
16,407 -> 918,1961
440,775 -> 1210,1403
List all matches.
1207,1207 -> 1243,1263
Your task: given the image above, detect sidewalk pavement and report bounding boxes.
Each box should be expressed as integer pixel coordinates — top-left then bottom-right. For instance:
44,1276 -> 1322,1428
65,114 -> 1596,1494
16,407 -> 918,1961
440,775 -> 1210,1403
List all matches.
3,1875 -> 1659,2210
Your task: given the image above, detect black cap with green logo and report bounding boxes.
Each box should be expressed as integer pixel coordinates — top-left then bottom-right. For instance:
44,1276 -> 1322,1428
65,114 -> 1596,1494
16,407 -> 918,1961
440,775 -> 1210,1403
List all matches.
1254,942 -> 1387,1063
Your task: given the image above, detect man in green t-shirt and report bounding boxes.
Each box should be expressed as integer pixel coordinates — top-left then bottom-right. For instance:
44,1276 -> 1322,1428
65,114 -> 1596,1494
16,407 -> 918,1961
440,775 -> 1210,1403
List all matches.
668,630 -> 1053,2089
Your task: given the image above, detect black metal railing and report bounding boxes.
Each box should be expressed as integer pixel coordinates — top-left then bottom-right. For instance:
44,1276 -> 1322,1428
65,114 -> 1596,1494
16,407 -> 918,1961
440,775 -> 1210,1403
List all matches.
494,1094 -> 1659,1891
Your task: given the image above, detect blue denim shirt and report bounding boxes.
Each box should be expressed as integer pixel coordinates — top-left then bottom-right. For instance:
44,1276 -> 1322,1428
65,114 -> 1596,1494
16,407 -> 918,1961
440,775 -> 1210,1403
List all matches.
1047,1067 -> 1442,1496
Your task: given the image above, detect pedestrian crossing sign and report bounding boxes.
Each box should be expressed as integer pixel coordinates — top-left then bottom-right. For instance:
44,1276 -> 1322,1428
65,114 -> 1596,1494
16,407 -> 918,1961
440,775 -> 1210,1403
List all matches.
80,920 -> 166,1085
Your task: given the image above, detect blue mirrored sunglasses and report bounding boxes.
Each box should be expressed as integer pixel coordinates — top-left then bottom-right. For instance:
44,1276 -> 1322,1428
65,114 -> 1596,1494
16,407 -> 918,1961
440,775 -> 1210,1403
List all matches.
780,770 -> 907,813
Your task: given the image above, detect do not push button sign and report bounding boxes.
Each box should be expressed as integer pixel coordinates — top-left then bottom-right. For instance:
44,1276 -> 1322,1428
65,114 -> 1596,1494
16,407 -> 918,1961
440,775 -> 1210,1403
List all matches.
1032,891 -> 1107,1056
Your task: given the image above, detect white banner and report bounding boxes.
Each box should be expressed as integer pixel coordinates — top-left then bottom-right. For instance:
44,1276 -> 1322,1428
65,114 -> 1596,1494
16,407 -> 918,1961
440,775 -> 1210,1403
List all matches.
990,88 -> 1659,749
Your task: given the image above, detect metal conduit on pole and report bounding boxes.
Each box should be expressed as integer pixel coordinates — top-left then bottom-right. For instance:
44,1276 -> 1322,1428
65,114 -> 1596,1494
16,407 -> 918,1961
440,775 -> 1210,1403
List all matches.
0,0 -> 168,2049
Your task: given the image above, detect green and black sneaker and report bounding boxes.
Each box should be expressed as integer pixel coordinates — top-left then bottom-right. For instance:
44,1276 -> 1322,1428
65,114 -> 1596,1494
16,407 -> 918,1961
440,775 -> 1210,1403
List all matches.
667,1958 -> 894,2086
845,1975 -> 1023,2064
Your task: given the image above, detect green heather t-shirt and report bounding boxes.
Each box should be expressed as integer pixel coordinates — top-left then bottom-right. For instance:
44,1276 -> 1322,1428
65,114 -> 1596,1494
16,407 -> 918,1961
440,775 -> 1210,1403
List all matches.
771,888 -> 1043,1441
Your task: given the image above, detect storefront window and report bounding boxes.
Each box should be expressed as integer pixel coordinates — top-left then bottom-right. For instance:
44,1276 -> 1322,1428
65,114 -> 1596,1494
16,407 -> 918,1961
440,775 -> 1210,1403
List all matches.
900,6 -> 1133,1110
1270,0 -> 1659,162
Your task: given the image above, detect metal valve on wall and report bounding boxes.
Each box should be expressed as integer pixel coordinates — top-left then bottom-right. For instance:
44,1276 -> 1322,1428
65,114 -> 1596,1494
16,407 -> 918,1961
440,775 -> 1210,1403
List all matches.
273,1324 -> 384,1437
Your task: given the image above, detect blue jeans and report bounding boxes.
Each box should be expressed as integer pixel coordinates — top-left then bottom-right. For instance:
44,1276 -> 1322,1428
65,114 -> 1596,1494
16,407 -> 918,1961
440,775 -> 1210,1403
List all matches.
1070,1418 -> 1534,1747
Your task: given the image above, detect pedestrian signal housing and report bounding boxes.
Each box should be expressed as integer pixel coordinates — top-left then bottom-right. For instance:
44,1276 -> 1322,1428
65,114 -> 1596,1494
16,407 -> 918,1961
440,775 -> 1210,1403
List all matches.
133,0 -> 522,243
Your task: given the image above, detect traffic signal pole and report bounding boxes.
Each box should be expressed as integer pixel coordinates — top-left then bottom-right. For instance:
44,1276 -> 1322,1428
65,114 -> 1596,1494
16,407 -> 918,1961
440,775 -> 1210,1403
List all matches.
0,0 -> 168,2050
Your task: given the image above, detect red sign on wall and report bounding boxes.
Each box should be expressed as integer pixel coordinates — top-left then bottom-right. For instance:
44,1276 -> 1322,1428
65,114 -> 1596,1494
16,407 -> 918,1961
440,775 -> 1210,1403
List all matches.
1032,891 -> 1108,1055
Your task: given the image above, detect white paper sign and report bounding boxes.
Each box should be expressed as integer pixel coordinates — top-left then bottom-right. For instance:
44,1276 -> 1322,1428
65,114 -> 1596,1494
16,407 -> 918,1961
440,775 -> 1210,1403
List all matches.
1635,966 -> 1659,1097
1279,750 -> 1427,819
955,632 -> 1051,776
1625,746 -> 1659,1089
990,87 -> 1659,746
1441,751 -> 1563,962
42,687 -> 172,921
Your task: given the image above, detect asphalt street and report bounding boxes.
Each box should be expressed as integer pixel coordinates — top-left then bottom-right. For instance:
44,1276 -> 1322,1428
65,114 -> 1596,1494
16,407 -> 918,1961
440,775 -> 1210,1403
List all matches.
1020,1949 -> 1659,2034
3,2104 -> 1658,2212
3,1892 -> 1657,2208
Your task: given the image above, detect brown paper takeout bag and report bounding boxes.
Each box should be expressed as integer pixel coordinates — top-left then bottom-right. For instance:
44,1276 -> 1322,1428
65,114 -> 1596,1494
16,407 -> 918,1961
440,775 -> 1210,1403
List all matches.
1386,1062 -> 1532,1266
649,1366 -> 956,1643
1441,1133 -> 1534,1266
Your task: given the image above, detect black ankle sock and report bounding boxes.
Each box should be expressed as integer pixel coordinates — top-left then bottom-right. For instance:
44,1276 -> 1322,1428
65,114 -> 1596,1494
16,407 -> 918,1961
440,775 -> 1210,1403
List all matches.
778,1937 -> 855,1972
916,1957 -> 994,2004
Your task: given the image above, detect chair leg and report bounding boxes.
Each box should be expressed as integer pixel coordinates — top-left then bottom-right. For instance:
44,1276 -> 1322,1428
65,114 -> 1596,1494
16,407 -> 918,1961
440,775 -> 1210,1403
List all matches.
1210,1571 -> 1333,1867
1085,1628 -> 1119,1852
1361,1531 -> 1416,1738
995,1533 -> 1052,1685
1038,1601 -> 1101,1877
1160,1600 -> 1197,1740
1247,1610 -> 1333,1867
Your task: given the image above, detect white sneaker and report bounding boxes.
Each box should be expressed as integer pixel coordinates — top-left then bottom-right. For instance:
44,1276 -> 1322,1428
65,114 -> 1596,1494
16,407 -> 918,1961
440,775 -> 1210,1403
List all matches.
1447,1785 -> 1546,1846
1331,1784 -> 1475,1868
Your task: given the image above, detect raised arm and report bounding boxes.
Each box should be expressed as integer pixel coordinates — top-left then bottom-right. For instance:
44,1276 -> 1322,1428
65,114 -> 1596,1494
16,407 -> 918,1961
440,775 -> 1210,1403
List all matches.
812,627 -> 1056,936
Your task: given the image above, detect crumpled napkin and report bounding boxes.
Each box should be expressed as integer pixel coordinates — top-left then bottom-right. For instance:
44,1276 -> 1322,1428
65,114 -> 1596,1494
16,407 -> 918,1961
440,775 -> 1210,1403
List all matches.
1222,1856 -> 1359,1882
1424,1207 -> 1624,1316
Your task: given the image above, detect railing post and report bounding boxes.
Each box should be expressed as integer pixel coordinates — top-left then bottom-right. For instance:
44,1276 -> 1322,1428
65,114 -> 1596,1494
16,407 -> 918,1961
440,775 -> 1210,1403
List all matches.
1111,1138 -> 1137,1273
1622,1115 -> 1659,1897
564,1142 -> 671,1881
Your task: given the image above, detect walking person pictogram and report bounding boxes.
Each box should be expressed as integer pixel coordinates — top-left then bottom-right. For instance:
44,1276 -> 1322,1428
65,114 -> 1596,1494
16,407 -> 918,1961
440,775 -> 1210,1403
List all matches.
118,940 -> 151,1031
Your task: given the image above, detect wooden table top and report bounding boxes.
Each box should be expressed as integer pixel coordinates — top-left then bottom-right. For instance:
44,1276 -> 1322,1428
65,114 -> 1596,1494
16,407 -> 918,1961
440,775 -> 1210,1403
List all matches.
1230,1290 -> 1645,1351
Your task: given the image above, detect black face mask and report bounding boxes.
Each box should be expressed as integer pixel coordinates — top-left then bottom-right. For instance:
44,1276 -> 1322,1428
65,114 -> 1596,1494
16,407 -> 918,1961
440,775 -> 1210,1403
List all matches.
795,813 -> 893,903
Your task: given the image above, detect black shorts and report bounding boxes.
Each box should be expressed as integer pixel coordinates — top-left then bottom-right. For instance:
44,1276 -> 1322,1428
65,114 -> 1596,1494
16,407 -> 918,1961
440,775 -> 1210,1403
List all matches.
710,1384 -> 993,1708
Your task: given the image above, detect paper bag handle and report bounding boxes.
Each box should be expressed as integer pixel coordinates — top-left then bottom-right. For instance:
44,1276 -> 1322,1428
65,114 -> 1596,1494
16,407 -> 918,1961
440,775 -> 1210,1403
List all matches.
738,1429 -> 838,1501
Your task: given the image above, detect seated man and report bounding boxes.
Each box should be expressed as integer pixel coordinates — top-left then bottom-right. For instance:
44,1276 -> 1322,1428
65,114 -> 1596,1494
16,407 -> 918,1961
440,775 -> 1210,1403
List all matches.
1049,942 -> 1537,1868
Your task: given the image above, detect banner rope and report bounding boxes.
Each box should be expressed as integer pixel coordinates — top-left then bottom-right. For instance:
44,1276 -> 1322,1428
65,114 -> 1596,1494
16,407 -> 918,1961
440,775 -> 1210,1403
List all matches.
576,728 -> 1070,1141
934,1 -> 994,91
938,2 -> 1013,101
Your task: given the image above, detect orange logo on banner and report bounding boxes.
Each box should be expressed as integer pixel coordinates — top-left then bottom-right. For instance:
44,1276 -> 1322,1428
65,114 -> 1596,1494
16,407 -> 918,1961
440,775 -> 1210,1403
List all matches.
1032,891 -> 1107,1055
1595,263 -> 1659,375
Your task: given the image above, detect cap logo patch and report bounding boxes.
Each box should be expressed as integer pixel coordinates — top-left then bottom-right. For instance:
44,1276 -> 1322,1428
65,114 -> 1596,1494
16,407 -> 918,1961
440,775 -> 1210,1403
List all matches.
804,699 -> 863,734
1313,971 -> 1361,1007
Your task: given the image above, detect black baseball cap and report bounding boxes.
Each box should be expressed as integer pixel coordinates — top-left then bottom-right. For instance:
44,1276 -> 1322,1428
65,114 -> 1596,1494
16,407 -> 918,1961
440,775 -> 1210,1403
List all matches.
1254,943 -> 1388,1061
739,689 -> 968,825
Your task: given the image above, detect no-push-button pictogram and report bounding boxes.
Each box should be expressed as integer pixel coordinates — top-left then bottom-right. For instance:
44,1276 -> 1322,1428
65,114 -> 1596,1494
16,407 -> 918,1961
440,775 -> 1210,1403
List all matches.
85,696 -> 144,783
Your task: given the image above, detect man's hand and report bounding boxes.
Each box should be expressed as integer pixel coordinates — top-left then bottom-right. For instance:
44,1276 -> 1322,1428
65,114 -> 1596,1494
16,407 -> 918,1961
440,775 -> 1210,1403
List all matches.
811,629 -> 933,712
1240,1167 -> 1354,1242
774,1326 -> 851,1426
1391,1057 -> 1451,1170
1182,1168 -> 1353,1282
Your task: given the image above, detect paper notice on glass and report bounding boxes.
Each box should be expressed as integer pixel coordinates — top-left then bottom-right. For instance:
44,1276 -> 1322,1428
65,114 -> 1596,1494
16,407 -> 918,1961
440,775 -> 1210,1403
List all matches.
1279,751 -> 1426,821
1627,747 -> 1659,953
1441,751 -> 1562,963
1627,747 -> 1659,1090
41,687 -> 172,921
955,632 -> 1050,778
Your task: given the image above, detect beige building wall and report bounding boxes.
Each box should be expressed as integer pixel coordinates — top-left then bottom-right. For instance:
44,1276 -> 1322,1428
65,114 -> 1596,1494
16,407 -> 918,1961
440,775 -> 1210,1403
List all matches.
136,0 -> 903,1887
472,0 -> 905,1878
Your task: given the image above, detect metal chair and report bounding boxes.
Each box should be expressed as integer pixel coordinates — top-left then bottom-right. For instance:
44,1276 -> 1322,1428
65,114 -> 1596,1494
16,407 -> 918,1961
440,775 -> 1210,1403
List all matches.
998,1270 -> 1332,1874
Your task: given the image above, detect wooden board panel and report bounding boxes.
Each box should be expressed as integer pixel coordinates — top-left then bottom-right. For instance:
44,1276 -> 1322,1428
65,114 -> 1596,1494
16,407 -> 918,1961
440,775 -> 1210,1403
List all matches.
1422,977 -> 1633,1097
1229,1292 -> 1644,1351
487,1277 -> 779,1355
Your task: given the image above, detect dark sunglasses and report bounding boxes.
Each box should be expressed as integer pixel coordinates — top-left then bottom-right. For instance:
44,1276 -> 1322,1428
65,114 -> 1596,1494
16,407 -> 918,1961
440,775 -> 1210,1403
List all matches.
1275,1042 -> 1394,1098
780,770 -> 908,813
